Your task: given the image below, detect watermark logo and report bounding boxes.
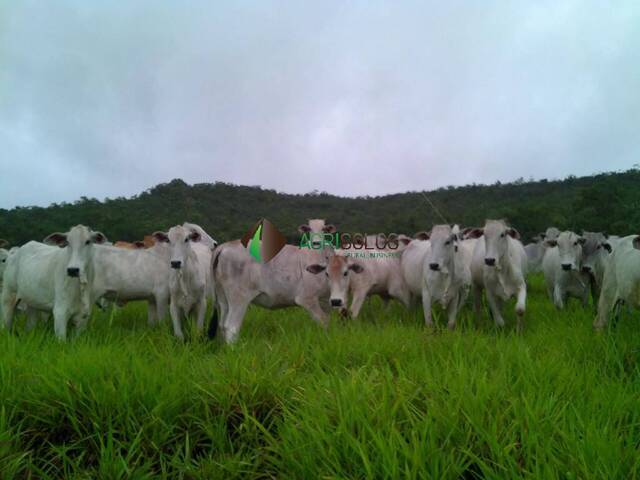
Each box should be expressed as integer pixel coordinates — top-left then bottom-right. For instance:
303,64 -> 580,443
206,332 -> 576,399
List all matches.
299,232 -> 403,251
241,218 -> 286,263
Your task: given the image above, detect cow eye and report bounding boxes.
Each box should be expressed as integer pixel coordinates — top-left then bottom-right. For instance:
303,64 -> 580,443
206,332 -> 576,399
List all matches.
445,240 -> 450,245
85,240 -> 91,245
573,241 -> 578,246
597,245 -> 601,249
500,233 -> 505,238
184,238 -> 189,243
1,259 -> 5,263
343,271 -> 348,277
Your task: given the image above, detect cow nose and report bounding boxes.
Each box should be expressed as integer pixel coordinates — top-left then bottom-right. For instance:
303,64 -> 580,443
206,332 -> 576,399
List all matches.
581,266 -> 592,273
561,263 -> 571,271
429,263 -> 440,271
484,258 -> 496,267
67,267 -> 80,277
330,299 -> 343,307
171,260 -> 182,269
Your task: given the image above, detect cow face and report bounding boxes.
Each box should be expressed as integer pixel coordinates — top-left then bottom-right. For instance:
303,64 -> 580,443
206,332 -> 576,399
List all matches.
44,225 -> 107,278
482,220 -> 519,267
0,249 -> 9,282
153,226 -> 200,270
299,219 -> 336,248
550,231 -> 586,272
581,231 -> 610,274
305,255 -> 363,308
427,225 -> 457,273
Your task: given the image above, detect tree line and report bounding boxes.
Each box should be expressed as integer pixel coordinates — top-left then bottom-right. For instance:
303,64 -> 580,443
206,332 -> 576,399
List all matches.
1,169 -> 638,247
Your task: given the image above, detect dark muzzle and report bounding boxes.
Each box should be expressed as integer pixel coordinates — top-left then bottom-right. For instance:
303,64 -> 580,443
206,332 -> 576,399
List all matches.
330,299 -> 343,307
561,263 -> 571,271
484,258 -> 496,267
429,263 -> 440,271
67,267 -> 80,277
171,260 -> 182,269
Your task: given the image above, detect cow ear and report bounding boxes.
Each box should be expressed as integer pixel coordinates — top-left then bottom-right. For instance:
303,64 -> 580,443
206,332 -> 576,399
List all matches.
44,232 -> 68,247
577,237 -> 586,246
322,224 -> 337,234
399,237 -> 411,246
92,232 -> 107,244
414,231 -> 430,241
465,228 -> 484,239
506,228 -> 520,240
545,239 -> 558,248
349,263 -> 364,273
298,224 -> 311,233
134,241 -> 146,249
188,230 -> 201,242
306,264 -> 326,274
0,239 -> 8,249
152,231 -> 170,243
602,242 -> 612,253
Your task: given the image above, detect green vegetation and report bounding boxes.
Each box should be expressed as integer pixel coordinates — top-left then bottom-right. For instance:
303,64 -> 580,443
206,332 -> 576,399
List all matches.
2,168 -> 640,246
1,274 -> 639,479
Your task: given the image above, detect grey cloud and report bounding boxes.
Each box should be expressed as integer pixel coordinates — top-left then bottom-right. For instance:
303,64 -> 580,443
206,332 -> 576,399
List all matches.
1,0 -> 638,208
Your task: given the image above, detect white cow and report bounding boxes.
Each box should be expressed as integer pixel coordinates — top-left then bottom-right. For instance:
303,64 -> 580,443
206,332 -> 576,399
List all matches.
1,225 -> 107,339
580,231 -> 612,305
542,231 -> 590,308
470,220 -> 528,330
400,232 -> 431,299
152,225 -> 212,339
422,225 -> 477,329
210,241 -> 332,343
312,247 -> 410,318
89,243 -> 171,326
298,219 -> 336,235
594,235 -> 640,329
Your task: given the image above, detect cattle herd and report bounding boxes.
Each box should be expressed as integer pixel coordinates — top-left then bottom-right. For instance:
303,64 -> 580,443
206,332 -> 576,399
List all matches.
0,218 -> 637,343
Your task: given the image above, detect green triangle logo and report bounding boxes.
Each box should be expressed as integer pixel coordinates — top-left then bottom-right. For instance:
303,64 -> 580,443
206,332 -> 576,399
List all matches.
248,224 -> 263,262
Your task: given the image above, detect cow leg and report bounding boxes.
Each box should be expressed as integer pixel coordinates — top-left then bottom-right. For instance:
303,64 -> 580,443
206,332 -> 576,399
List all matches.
224,302 -> 249,344
472,284 -> 483,324
389,281 -> 411,309
169,300 -> 185,340
1,290 -> 17,331
349,289 -> 368,319
195,296 -> 207,333
553,284 -> 564,309
147,300 -> 158,326
447,294 -> 460,330
73,311 -> 91,337
296,296 -> 329,328
53,306 -> 71,341
421,284 -> 433,327
25,308 -> 41,332
515,282 -> 527,332
485,289 -> 505,327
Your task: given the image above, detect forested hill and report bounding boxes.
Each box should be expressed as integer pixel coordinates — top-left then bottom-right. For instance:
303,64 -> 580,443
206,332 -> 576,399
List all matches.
1,169 -> 639,246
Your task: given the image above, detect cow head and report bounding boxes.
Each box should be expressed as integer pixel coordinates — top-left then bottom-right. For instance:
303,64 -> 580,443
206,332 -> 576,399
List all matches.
306,255 -> 363,308
299,219 -> 336,248
426,225 -> 458,273
44,225 -> 107,278
153,225 -> 200,270
551,231 -> 586,272
581,231 -> 611,274
481,220 -> 520,267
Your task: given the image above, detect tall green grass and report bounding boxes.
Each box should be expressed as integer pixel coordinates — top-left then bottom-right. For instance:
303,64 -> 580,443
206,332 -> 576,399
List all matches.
1,275 -> 639,479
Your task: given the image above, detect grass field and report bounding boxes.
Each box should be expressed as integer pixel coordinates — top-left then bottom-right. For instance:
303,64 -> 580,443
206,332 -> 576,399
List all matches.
1,274 -> 639,479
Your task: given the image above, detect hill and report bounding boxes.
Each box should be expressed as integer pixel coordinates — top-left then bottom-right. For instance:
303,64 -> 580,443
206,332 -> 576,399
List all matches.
1,169 -> 639,246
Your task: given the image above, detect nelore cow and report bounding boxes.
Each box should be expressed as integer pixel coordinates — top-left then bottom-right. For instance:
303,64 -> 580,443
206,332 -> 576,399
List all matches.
421,225 -> 477,329
1,225 -> 107,339
210,240 -> 332,343
580,231 -> 612,306
152,224 -> 214,339
470,220 -> 528,330
400,231 -> 431,301
311,247 -> 410,318
594,235 -> 640,329
542,231 -> 590,308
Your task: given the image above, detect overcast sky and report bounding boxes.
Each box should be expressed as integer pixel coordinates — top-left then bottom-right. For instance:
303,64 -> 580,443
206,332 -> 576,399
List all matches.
1,1 -> 639,209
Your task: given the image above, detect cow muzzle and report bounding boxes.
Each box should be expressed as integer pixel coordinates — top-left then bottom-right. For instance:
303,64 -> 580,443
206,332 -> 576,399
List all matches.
581,266 -> 592,273
67,267 -> 80,278
484,258 -> 496,267
561,263 -> 572,271
330,298 -> 343,307
171,260 -> 182,269
429,263 -> 440,271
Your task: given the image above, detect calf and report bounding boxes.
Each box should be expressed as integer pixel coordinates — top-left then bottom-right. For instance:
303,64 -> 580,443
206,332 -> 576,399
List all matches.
423,225 -> 477,329
542,231 -> 590,308
581,231 -> 612,305
311,248 -> 410,318
210,242 -> 332,343
470,220 -> 528,330
1,225 -> 107,339
594,235 -> 640,329
153,225 -> 212,339
90,244 -> 171,326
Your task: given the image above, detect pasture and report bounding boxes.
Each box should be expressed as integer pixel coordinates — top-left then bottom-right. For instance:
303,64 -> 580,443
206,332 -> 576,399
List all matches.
0,274 -> 639,479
